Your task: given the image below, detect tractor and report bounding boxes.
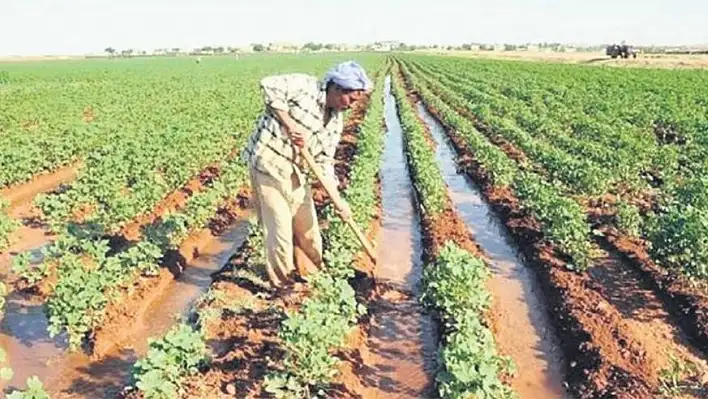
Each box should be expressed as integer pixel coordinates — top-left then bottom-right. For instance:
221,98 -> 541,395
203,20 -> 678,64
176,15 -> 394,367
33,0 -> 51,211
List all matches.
606,43 -> 637,59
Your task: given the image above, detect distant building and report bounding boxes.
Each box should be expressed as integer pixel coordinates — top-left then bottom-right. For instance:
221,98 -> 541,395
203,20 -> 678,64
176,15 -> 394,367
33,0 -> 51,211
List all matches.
371,41 -> 402,52
267,42 -> 300,53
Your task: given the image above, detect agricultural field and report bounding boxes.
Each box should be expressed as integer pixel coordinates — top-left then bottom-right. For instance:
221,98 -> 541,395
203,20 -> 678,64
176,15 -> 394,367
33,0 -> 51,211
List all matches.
1,51 -> 707,399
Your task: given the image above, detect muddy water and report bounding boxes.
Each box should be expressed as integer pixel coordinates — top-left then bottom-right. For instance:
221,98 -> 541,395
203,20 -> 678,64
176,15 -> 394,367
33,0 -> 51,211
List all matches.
416,102 -> 569,398
351,75 -> 437,398
0,218 -> 250,398
0,202 -> 55,277
0,165 -> 76,275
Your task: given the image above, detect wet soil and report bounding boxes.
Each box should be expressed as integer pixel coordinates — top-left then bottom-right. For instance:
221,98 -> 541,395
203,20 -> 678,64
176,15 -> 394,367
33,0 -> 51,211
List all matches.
400,74 -> 646,397
598,226 -> 708,355
335,75 -> 438,398
419,67 -> 708,364
401,63 -> 708,397
0,165 -> 78,210
0,205 -> 252,397
90,200 -> 249,358
175,238 -> 307,399
416,101 -> 569,398
0,165 -> 78,278
174,88 -> 378,397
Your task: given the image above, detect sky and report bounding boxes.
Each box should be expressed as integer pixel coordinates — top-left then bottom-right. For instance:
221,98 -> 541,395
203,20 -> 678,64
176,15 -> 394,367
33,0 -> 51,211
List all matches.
1,0 -> 706,56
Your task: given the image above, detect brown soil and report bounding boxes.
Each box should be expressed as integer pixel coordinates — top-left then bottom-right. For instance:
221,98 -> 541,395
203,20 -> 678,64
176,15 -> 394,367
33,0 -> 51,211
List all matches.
405,83 -> 654,397
119,164 -> 222,240
0,165 -> 78,293
402,63 -> 708,396
398,69 -> 484,263
331,166 -> 439,398
425,50 -> 708,70
437,105 -> 708,397
406,80 -> 572,397
89,195 -> 249,359
170,89 -> 377,398
333,291 -> 438,398
335,72 -> 493,398
0,164 -> 78,210
163,241 -> 301,399
599,226 -> 708,355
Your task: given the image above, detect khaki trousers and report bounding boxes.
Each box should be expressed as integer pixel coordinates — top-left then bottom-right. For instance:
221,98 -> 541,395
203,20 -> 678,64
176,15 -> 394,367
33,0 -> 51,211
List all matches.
249,167 -> 323,288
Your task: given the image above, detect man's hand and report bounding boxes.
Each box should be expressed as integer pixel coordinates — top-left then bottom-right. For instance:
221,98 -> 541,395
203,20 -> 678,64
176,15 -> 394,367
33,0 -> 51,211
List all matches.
283,124 -> 308,149
269,106 -> 308,149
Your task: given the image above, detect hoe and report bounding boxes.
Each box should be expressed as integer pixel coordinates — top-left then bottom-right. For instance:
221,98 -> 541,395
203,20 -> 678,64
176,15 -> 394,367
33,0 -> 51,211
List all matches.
300,146 -> 378,265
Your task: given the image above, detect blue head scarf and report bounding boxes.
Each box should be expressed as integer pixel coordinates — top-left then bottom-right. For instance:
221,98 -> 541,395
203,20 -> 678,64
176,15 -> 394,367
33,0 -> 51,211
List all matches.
323,61 -> 371,91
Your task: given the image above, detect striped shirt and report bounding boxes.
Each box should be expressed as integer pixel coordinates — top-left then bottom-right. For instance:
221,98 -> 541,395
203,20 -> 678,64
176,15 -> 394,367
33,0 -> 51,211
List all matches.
241,73 -> 344,186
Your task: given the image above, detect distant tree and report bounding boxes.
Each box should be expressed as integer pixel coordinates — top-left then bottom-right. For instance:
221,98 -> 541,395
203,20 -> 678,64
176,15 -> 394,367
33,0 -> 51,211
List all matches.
104,47 -> 116,56
252,43 -> 265,52
324,43 -> 336,50
172,47 -> 181,53
461,43 -> 472,50
215,46 -> 225,53
303,42 -> 323,51
504,44 -> 517,51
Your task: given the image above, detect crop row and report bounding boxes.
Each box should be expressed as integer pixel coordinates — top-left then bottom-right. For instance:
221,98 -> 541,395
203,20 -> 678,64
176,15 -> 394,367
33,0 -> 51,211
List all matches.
403,56 -> 708,282
0,56 -> 367,190
2,56 -> 384,350
410,59 -> 657,172
391,69 -> 515,397
40,156 -> 247,350
0,199 -> 18,250
404,59 -> 621,196
408,55 -> 708,183
0,55 -> 381,256
398,61 -> 593,271
127,58 -> 389,398
128,221 -> 268,399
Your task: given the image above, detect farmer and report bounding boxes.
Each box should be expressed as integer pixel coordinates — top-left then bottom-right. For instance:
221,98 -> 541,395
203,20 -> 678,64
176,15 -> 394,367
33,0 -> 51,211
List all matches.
241,61 -> 372,289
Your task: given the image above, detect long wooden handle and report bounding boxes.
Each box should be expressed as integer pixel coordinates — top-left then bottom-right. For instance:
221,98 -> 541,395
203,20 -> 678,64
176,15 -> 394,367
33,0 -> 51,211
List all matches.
299,147 -> 377,263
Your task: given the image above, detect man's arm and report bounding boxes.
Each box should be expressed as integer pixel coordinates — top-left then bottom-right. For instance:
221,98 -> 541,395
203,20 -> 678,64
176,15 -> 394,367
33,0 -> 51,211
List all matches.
261,74 -> 309,147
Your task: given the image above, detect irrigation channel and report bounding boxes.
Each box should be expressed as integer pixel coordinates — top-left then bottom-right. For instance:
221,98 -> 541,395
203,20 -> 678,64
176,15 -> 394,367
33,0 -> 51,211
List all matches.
415,101 -> 568,398
339,75 -> 568,398
343,75 -> 438,397
0,198 -> 251,397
